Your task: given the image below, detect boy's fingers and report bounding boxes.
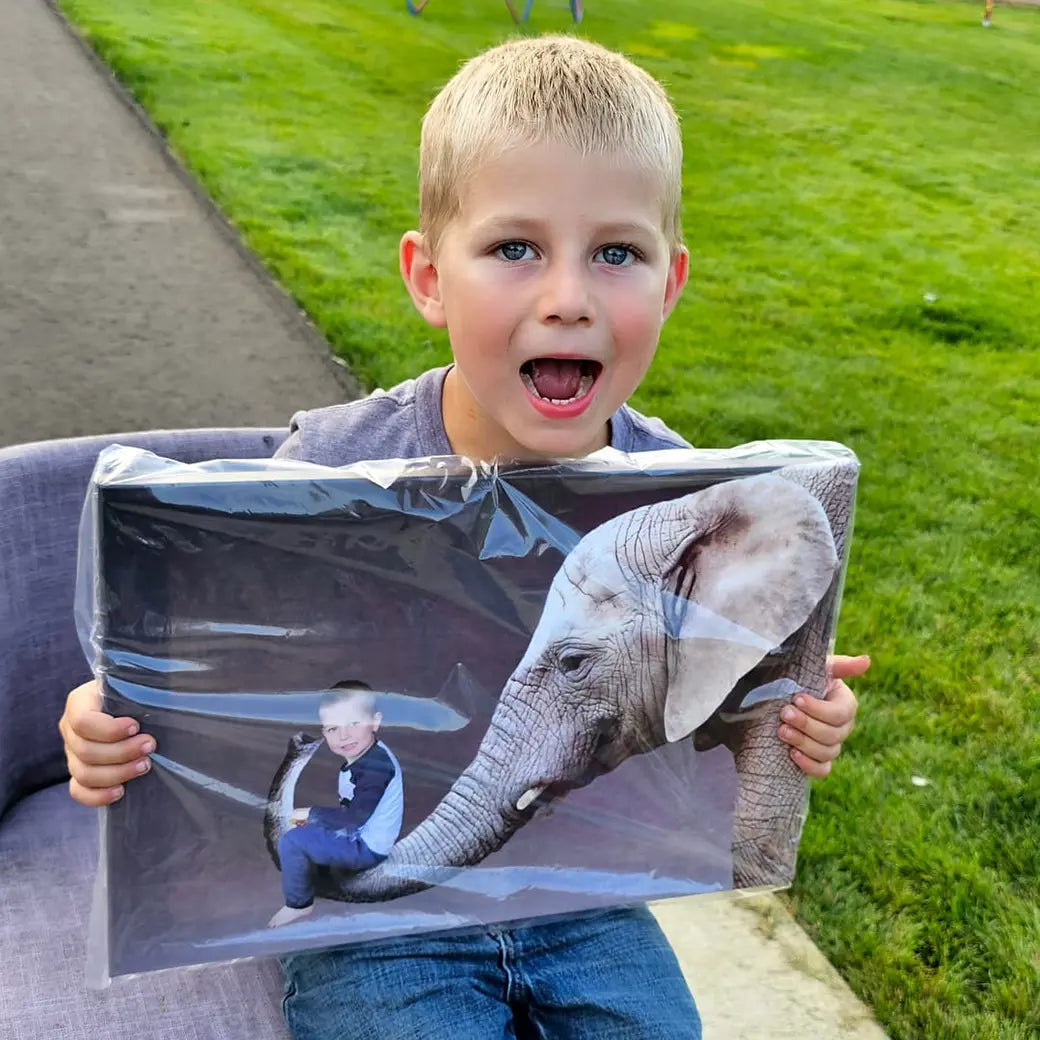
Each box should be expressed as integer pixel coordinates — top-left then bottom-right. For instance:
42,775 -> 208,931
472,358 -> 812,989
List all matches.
68,754 -> 151,791
69,707 -> 141,744
779,711 -> 849,752
827,654 -> 871,680
777,707 -> 848,748
790,684 -> 857,730
789,748 -> 833,779
61,680 -> 141,743
64,728 -> 155,767
68,777 -> 126,807
66,680 -> 101,711
63,681 -> 103,729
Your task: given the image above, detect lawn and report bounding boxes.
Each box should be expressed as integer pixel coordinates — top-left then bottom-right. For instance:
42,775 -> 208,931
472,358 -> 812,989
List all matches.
56,0 -> 1039,1036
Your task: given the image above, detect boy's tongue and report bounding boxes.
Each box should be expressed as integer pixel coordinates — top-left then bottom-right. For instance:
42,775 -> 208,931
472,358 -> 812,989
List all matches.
528,358 -> 582,400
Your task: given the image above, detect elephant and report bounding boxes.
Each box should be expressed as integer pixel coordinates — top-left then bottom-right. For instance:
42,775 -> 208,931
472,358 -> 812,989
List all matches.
263,462 -> 855,901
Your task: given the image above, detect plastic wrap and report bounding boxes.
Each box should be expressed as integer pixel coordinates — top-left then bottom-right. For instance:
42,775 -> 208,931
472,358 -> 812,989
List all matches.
76,441 -> 858,984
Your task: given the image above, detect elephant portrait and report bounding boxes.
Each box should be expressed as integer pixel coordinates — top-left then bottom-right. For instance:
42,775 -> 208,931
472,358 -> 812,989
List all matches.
264,462 -> 854,903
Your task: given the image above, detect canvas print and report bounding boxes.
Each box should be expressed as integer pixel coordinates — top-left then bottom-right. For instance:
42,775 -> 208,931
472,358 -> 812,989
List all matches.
84,443 -> 858,979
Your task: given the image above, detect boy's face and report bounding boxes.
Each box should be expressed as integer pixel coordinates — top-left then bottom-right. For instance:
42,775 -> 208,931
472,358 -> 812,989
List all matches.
320,699 -> 382,763
401,141 -> 688,461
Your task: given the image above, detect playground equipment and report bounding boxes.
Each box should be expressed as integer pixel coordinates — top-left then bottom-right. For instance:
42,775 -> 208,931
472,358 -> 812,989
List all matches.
407,1 -> 584,24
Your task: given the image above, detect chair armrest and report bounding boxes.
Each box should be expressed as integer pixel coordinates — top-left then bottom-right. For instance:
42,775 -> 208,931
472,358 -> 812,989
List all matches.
0,428 -> 286,819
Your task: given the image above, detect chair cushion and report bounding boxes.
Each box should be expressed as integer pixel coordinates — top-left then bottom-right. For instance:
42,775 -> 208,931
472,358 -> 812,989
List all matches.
0,784 -> 290,1039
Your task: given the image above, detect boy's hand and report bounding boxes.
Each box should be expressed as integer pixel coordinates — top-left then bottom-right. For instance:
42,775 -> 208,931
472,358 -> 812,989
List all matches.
290,808 -> 311,826
779,654 -> 869,779
58,680 -> 156,806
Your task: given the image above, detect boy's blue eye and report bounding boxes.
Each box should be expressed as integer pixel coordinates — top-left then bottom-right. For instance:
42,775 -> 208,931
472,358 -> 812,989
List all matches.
598,245 -> 635,266
497,241 -> 532,262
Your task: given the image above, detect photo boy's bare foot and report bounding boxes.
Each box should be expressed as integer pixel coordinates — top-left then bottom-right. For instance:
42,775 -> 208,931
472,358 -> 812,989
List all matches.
268,904 -> 314,929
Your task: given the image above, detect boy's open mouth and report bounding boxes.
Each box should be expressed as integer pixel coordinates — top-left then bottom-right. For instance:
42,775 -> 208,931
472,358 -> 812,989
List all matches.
520,358 -> 602,406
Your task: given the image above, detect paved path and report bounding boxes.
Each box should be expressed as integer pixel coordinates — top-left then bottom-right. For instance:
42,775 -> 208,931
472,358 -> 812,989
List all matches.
0,0 -> 353,447
0,1 -> 887,1036
652,895 -> 889,1039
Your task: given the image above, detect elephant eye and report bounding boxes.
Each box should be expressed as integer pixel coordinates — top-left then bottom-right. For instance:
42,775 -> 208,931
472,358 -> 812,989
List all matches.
559,652 -> 589,674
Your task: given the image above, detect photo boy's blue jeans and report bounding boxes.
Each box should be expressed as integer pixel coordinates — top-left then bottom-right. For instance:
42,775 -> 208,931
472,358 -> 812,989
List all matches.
279,825 -> 384,909
281,904 -> 701,1039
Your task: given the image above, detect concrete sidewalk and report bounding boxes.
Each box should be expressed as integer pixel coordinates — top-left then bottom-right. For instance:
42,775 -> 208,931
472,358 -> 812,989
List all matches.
0,0 -> 353,447
651,895 -> 888,1038
0,1 -> 887,1036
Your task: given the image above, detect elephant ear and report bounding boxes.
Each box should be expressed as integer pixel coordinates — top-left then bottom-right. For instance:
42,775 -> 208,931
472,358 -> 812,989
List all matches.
659,473 -> 838,742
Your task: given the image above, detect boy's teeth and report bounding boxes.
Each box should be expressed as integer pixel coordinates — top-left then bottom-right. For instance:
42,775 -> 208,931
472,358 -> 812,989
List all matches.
522,369 -> 595,405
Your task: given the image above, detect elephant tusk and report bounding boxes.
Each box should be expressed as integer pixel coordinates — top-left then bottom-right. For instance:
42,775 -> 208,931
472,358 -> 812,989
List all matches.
516,785 -> 547,812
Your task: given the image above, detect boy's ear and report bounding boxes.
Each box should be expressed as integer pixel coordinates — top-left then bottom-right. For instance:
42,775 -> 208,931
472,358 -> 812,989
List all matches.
400,231 -> 447,328
661,246 -> 689,321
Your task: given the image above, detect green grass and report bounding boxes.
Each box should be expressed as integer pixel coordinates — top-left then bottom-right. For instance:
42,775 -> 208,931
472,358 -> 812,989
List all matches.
58,0 -> 1039,1036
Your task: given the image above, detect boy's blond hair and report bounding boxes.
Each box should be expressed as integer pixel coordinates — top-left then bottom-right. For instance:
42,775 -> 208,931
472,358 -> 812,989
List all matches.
419,35 -> 683,256
320,681 -> 376,717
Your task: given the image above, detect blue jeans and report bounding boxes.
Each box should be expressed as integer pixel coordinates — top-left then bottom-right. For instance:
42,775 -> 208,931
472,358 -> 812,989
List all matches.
279,825 -> 385,909
281,904 -> 701,1039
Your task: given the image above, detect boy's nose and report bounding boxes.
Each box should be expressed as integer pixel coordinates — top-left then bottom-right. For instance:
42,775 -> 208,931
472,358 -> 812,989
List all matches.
538,263 -> 594,326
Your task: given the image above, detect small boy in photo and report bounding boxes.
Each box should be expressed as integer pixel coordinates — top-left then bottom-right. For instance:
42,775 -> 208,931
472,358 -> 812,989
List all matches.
268,682 -> 404,928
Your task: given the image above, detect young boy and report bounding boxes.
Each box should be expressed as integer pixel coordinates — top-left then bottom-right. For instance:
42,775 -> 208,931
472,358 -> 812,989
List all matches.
60,34 -> 868,1040
268,683 -> 404,929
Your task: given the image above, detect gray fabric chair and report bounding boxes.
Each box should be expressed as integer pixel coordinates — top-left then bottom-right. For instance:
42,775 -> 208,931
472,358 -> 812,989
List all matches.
0,428 -> 294,1040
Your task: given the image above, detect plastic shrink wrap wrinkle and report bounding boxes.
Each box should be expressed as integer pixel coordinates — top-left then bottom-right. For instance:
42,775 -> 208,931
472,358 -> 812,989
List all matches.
75,441 -> 858,984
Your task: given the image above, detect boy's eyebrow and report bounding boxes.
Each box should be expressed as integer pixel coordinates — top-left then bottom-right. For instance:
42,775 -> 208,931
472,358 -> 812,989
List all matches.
472,217 -> 661,240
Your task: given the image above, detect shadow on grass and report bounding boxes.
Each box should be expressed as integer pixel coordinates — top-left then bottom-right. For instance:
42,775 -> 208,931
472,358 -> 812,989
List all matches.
879,301 -> 1024,349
